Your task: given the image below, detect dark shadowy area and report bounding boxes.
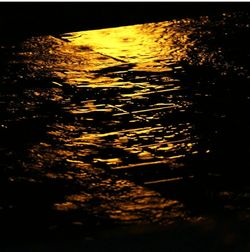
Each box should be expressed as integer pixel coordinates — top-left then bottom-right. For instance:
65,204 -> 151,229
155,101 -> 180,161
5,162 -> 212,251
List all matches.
0,2 -> 249,42
1,220 -> 250,252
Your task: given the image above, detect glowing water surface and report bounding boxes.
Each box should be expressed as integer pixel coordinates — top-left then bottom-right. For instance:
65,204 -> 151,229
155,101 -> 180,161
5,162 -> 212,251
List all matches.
1,12 -> 250,234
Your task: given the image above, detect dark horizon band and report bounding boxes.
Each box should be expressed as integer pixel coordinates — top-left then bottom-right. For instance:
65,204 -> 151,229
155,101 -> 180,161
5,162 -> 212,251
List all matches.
0,2 -> 249,40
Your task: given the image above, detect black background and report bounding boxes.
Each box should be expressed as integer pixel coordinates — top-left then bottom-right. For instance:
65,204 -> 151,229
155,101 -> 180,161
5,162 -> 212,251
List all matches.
0,2 -> 249,38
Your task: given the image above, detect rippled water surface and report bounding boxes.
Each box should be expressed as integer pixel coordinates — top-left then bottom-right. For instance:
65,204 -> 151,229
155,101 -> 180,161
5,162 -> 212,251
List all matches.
1,12 -> 250,236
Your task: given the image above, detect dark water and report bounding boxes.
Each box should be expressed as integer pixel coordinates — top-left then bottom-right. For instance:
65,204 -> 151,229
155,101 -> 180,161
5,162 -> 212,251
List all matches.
1,11 -> 250,240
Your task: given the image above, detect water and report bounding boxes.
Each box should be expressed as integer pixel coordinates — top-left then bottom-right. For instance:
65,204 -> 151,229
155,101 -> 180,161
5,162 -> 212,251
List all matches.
0,11 -> 250,238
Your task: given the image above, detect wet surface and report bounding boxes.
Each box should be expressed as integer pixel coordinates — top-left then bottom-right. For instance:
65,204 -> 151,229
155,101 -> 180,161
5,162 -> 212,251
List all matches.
1,11 -> 250,239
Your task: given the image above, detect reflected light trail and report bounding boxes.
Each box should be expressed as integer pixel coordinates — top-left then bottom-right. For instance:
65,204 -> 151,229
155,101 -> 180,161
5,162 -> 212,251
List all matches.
2,16 -> 217,226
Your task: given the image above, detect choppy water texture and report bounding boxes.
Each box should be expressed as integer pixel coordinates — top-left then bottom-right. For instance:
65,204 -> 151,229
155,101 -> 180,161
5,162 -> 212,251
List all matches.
1,12 -> 250,237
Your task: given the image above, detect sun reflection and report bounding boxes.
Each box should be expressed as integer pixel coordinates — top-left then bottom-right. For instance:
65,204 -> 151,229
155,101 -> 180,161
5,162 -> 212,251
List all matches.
63,19 -> 195,69
10,17 -> 211,225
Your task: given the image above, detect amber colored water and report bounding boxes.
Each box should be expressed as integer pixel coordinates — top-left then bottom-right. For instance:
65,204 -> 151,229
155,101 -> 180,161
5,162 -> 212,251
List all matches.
0,12 -> 250,239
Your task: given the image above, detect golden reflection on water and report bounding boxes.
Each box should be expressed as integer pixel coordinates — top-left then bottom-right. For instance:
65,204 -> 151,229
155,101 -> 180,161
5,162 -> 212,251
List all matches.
10,18 -> 212,225
62,20 -> 195,72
